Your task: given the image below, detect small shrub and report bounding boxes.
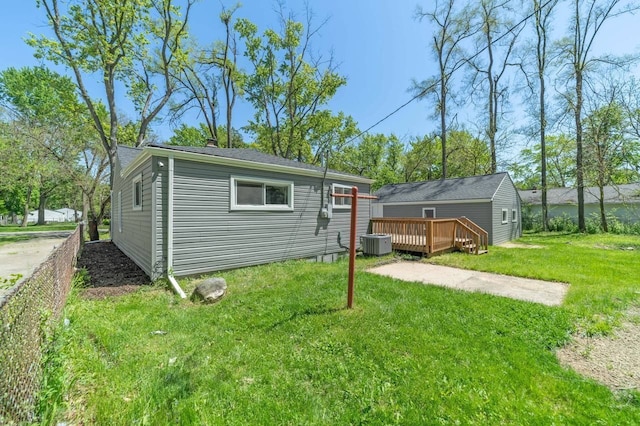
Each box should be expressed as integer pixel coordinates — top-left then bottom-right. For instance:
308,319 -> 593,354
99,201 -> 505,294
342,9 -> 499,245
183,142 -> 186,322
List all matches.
72,268 -> 91,289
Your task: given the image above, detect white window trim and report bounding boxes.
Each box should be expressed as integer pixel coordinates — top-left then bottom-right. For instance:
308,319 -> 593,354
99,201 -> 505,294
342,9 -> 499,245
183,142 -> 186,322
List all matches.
332,183 -> 353,209
501,208 -> 508,224
422,207 -> 436,218
230,175 -> 294,211
512,209 -> 518,223
132,173 -> 143,211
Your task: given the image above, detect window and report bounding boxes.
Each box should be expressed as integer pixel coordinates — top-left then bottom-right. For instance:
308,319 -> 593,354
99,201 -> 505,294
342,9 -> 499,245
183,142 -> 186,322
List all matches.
231,176 -> 294,211
422,208 -> 436,218
332,184 -> 352,209
512,209 -> 517,222
501,208 -> 508,224
132,174 -> 143,211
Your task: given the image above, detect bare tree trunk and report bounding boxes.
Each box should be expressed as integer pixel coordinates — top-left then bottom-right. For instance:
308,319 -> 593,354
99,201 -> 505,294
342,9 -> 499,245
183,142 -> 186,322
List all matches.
88,218 -> 100,241
37,192 -> 47,225
599,184 -> 608,232
575,71 -> 586,232
21,187 -> 32,227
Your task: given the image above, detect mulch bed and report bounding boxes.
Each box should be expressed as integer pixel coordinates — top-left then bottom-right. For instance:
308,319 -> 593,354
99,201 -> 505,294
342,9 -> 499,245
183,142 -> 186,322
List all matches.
77,240 -> 152,299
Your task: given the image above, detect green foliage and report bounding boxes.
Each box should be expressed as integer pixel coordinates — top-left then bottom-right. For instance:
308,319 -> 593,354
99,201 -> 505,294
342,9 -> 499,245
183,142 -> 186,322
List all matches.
509,134 -> 576,189
330,133 -> 403,188
0,273 -> 23,289
236,12 -> 347,163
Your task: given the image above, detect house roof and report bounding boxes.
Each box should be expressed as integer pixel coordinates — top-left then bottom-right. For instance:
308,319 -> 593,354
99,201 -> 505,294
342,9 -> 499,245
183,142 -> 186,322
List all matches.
117,145 -> 143,170
116,144 -> 373,184
519,183 -> 640,205
374,173 -> 510,203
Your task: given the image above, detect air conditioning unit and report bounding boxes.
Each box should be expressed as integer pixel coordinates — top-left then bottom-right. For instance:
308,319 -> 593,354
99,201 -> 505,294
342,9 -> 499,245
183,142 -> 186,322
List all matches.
360,234 -> 392,256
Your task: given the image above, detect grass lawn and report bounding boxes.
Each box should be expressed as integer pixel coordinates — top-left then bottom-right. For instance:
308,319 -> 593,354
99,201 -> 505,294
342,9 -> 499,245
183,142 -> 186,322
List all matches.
0,223 -> 79,232
0,234 -> 36,247
46,233 -> 640,424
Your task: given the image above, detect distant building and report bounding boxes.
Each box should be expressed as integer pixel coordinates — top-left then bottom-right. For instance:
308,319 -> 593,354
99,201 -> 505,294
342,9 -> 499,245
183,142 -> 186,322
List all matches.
27,209 -> 66,223
519,183 -> 640,224
55,208 -> 82,222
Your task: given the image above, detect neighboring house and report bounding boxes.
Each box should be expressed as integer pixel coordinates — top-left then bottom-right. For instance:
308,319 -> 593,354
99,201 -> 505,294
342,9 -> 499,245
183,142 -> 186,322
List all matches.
27,209 -> 66,223
519,183 -> 640,224
55,208 -> 82,222
112,144 -> 373,279
373,173 -> 521,245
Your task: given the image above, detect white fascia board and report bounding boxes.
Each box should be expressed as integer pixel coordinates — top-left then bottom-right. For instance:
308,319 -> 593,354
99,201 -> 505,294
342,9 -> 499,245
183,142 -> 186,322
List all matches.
121,147 -> 373,185
378,199 -> 491,206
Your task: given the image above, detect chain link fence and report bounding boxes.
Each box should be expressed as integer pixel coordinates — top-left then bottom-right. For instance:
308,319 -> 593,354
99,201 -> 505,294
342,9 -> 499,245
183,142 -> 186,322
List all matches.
0,225 -> 83,424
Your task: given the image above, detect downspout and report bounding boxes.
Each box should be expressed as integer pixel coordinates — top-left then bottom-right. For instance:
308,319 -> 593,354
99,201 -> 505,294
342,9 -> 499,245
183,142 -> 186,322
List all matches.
167,155 -> 186,298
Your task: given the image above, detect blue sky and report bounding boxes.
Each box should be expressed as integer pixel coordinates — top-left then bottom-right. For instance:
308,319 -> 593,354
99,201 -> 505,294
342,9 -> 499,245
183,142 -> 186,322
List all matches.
1,1 -> 639,161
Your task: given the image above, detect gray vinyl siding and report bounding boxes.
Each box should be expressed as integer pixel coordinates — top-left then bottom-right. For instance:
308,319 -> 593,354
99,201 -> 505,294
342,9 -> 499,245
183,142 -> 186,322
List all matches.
491,175 -> 522,245
382,202 -> 494,243
111,159 -> 154,277
171,159 -> 370,276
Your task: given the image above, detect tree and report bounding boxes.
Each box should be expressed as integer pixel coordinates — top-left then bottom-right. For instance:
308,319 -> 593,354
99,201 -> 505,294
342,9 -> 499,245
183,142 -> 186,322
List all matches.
414,0 -> 476,179
0,67 -> 84,226
508,134 -> 576,189
236,8 -> 346,162
584,98 -> 628,231
30,0 -> 195,185
329,133 -> 404,190
519,0 -> 559,230
167,123 -> 244,147
171,5 -> 243,148
556,0 -> 638,232
467,0 -> 523,173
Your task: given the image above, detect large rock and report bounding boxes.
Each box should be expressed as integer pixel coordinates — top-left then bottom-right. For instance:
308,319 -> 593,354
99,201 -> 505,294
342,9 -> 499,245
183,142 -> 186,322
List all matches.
192,277 -> 227,303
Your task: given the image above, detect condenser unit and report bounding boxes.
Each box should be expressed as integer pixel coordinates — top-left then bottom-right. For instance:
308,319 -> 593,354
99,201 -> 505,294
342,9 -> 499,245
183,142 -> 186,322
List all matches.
360,234 -> 392,256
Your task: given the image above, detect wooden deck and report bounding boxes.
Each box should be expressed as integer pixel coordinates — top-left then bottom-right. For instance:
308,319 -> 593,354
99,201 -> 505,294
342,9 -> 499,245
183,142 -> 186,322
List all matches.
370,217 -> 488,256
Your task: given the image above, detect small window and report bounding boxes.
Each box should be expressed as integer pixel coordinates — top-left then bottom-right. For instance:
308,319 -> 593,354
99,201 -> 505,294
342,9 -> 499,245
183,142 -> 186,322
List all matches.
332,184 -> 353,209
231,176 -> 294,211
501,208 -> 508,224
422,208 -> 436,218
132,174 -> 142,211
512,209 -> 517,222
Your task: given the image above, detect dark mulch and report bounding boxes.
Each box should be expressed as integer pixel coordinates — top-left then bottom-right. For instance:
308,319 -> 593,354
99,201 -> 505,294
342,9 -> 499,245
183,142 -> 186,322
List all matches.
77,240 -> 152,299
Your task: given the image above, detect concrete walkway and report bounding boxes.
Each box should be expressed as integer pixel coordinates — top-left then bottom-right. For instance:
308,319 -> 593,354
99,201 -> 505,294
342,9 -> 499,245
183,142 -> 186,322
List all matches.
0,233 -> 70,300
367,262 -> 568,306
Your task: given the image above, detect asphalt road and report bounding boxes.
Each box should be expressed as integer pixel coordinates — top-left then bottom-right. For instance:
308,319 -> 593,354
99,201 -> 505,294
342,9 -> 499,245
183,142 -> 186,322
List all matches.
0,231 -> 71,300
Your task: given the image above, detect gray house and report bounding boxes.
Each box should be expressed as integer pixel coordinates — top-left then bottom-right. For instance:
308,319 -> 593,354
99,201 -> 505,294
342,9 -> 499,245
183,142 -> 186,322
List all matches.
112,144 -> 373,279
373,173 -> 521,245
519,183 -> 640,224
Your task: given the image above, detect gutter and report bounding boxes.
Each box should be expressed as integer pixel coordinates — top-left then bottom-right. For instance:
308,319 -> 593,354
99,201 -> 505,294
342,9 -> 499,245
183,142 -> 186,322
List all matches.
166,155 -> 186,299
168,275 -> 187,299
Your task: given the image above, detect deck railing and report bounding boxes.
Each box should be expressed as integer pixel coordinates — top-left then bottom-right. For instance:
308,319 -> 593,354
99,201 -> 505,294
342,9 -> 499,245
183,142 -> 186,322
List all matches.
370,217 -> 488,256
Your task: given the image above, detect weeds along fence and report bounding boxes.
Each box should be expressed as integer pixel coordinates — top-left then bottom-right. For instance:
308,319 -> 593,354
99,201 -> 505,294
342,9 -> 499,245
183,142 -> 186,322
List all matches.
0,225 -> 83,424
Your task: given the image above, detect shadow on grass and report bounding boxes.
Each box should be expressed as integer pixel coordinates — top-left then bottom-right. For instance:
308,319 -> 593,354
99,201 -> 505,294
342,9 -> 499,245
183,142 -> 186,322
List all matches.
266,305 -> 345,331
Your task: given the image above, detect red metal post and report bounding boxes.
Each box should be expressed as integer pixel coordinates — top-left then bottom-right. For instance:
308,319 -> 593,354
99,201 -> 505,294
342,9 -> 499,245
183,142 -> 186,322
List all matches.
347,186 -> 358,309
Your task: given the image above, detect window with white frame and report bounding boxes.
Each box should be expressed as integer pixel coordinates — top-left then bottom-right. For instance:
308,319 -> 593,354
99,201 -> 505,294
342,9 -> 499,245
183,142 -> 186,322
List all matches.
132,174 -> 143,211
512,209 -> 517,222
332,184 -> 352,209
230,176 -> 294,211
501,208 -> 508,224
422,208 -> 436,218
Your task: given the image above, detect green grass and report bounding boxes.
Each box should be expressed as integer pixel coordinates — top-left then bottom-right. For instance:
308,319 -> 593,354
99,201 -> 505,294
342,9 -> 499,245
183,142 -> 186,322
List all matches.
426,233 -> 640,334
0,234 -> 35,246
0,223 -> 79,232
45,233 -> 640,424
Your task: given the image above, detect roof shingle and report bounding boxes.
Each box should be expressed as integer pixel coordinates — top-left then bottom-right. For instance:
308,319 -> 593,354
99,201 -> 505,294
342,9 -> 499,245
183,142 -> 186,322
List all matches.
374,173 -> 509,203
